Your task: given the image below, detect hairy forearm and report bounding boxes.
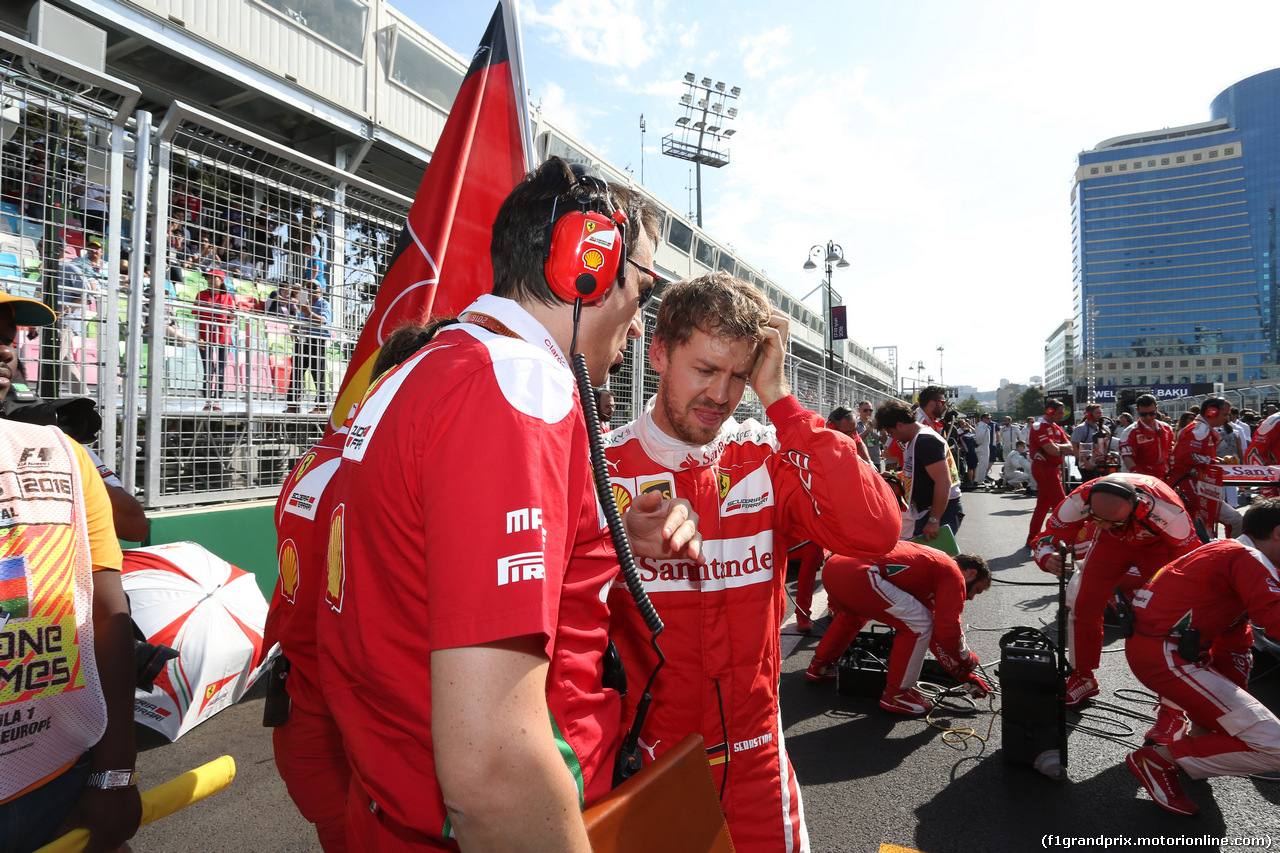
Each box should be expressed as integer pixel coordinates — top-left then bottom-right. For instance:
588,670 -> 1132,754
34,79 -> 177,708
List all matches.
442,742 -> 591,853
433,642 -> 592,853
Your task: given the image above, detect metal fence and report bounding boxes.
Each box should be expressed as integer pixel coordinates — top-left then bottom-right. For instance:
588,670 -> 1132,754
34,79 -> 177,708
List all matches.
1,32 -> 891,512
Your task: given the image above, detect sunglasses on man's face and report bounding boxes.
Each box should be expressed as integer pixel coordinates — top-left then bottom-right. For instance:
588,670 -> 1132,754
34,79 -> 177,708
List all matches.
1085,504 -> 1131,529
625,258 -> 661,308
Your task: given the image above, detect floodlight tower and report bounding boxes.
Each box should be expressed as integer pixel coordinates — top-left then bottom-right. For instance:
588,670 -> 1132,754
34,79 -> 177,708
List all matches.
662,73 -> 741,228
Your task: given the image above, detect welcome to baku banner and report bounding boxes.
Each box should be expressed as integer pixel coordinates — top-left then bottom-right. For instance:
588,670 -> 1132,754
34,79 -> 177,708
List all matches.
327,0 -> 533,431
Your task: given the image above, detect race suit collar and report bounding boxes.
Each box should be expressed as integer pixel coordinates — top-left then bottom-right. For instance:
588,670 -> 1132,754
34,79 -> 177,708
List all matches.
636,396 -> 736,470
1235,535 -> 1280,572
460,293 -> 569,369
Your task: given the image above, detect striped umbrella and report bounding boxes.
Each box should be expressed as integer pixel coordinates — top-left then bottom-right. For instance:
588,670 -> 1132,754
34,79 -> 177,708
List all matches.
122,542 -> 272,740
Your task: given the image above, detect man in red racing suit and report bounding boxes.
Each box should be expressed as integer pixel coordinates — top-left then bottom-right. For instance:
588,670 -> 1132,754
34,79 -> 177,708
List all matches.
1245,411 -> 1280,499
605,274 -> 900,853
1031,473 -> 1200,706
1124,500 -> 1280,816
803,541 -> 992,714
1168,397 -> 1241,536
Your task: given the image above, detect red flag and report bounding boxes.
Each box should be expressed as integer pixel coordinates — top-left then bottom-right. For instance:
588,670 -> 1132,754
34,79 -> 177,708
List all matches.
328,1 -> 531,430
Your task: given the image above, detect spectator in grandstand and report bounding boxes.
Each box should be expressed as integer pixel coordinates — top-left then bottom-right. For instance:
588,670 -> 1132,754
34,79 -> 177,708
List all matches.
142,280 -> 194,347
168,220 -> 193,266
197,237 -> 222,273
193,270 -> 235,411
226,252 -> 256,280
265,283 -> 299,318
284,280 -> 331,415
74,177 -> 108,237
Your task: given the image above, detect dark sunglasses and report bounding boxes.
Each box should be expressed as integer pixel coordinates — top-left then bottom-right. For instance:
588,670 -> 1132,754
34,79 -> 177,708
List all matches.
1138,410 -> 1159,418
1085,504 -> 1130,529
626,258 -> 661,308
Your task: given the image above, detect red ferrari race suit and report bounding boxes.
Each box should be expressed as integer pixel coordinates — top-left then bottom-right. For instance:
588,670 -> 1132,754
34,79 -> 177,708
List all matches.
266,427 -> 349,850
794,420 -> 866,627
1031,474 -> 1199,676
1246,412 -> 1280,466
811,541 -> 985,691
605,396 -> 899,853
1168,415 -> 1223,529
316,295 -> 621,850
1245,413 -> 1280,497
1120,417 -> 1174,479
1128,537 -> 1280,778
1027,416 -> 1070,542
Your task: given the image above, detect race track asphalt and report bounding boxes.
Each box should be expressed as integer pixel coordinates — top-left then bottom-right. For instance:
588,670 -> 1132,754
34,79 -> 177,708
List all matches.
129,485 -> 1280,853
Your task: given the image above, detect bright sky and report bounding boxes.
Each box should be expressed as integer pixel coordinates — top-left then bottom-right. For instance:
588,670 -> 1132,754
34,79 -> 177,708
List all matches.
398,0 -> 1280,394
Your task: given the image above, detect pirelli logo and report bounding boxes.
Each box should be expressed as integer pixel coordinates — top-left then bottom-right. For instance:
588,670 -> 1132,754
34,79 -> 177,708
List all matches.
498,552 -> 545,586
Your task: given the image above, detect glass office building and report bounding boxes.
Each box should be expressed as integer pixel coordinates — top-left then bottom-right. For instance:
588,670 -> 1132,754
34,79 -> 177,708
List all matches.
1071,68 -> 1280,396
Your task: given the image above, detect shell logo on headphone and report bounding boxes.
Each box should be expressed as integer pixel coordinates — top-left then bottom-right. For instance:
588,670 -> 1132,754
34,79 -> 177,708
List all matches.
582,248 -> 605,271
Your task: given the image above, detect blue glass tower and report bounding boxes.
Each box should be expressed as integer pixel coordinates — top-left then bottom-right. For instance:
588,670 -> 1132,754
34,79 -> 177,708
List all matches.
1072,68 -> 1280,398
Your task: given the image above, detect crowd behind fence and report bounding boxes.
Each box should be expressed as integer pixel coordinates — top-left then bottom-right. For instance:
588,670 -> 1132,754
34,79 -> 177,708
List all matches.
1,36 -> 894,512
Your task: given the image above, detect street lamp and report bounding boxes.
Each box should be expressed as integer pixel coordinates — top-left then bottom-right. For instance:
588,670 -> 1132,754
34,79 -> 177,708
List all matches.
802,241 -> 851,373
937,345 -> 944,387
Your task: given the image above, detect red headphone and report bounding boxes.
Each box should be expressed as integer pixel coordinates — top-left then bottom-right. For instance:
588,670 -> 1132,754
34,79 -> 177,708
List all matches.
543,168 -> 629,303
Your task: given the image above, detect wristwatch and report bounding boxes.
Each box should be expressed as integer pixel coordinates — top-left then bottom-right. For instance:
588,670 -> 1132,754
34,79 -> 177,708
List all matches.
928,516 -> 940,524
86,769 -> 139,789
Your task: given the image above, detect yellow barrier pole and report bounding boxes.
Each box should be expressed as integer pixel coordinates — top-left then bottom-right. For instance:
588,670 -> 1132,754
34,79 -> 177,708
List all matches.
35,755 -> 237,853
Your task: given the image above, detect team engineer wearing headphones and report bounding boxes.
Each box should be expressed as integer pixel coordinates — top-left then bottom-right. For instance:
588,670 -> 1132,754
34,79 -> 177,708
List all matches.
308,159 -> 703,852
286,161 -> 903,853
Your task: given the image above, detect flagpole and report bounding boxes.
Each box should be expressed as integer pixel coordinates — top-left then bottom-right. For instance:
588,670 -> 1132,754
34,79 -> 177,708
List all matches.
504,0 -> 535,171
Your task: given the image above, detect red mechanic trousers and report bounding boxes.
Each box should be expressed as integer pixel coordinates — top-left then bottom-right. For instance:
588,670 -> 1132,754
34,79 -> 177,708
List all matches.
1066,533 -> 1185,675
1127,633 -> 1280,779
1028,461 -> 1066,543
274,697 -> 351,852
812,563 -> 934,691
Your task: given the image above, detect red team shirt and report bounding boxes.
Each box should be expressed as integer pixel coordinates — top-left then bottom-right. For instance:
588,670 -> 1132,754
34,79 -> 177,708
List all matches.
265,430 -> 345,711
1029,418 -> 1069,466
316,296 -> 621,847
1169,416 -> 1220,488
1120,418 -> 1175,479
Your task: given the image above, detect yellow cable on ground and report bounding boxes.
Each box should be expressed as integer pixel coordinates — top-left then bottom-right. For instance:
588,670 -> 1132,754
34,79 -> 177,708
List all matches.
35,755 -> 237,853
